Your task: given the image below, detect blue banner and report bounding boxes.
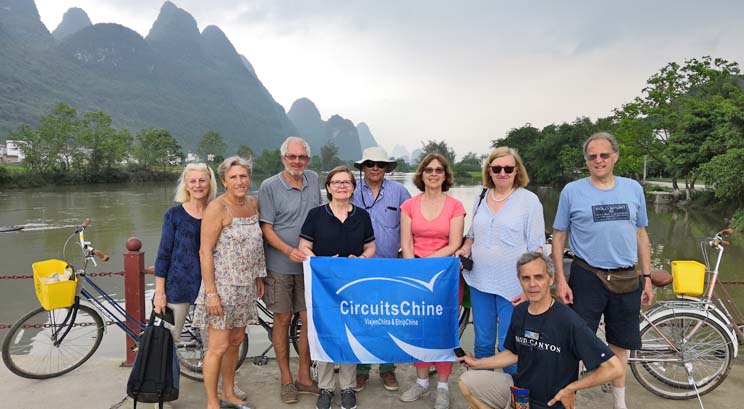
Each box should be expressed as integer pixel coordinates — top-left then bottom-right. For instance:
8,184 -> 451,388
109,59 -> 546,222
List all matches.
303,256 -> 460,363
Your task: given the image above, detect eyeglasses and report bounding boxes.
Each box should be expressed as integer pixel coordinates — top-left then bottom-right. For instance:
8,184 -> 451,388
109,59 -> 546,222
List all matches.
284,154 -> 309,162
364,160 -> 388,169
423,167 -> 445,175
585,152 -> 613,161
490,165 -> 515,174
329,180 -> 353,187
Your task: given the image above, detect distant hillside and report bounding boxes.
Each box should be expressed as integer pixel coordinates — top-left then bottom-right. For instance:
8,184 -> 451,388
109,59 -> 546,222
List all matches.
51,7 -> 91,41
0,0 -> 295,152
357,122 -> 378,150
287,97 -> 373,160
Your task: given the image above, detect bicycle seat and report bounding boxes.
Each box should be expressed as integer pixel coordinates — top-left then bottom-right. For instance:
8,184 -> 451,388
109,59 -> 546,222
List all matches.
650,269 -> 672,287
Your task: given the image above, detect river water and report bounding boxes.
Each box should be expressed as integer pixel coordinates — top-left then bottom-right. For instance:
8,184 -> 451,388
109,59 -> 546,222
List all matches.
1,175 -> 742,357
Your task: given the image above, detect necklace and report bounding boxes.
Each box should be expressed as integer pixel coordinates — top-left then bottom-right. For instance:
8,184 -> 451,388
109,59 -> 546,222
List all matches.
491,188 -> 514,202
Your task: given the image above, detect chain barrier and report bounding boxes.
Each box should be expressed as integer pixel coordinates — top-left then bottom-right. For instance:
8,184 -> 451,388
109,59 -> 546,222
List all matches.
0,271 -> 126,279
0,320 -> 118,330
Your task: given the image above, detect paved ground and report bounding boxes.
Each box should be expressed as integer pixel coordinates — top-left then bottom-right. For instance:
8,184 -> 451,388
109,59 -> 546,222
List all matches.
2,355 -> 742,409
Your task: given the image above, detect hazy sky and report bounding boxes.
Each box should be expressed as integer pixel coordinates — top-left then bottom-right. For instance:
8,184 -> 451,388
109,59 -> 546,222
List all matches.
35,0 -> 744,159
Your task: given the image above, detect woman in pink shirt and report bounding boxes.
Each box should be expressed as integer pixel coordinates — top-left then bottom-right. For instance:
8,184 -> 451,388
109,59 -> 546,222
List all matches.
399,153 -> 465,409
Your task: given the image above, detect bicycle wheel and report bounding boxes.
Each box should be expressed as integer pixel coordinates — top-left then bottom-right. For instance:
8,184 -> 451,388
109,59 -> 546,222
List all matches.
630,311 -> 734,399
2,305 -> 104,379
458,306 -> 471,339
176,310 -> 249,382
289,313 -> 302,355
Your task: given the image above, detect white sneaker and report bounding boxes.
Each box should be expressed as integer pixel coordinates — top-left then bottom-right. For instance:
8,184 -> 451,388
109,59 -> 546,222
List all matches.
434,388 -> 450,409
400,383 -> 429,402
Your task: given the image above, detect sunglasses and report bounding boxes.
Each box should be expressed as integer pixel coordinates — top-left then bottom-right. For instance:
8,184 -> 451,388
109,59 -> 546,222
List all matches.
585,152 -> 613,161
284,154 -> 309,161
490,165 -> 515,174
364,160 -> 388,169
423,167 -> 445,175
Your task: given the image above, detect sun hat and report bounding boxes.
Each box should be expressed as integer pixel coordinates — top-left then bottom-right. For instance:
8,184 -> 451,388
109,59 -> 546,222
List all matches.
353,146 -> 397,172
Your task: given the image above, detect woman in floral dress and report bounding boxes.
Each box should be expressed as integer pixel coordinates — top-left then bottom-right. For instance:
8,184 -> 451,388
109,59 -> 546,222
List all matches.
194,156 -> 266,409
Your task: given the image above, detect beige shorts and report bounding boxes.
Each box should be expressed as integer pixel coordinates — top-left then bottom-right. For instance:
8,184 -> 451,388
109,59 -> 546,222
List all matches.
263,271 -> 306,314
460,370 -> 514,409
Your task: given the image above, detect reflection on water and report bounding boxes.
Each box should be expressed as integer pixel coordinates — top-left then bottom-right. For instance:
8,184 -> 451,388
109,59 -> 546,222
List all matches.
1,177 -> 742,354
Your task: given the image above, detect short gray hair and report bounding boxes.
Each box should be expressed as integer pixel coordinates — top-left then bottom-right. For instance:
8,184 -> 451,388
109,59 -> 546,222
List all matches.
583,132 -> 619,155
218,156 -> 252,180
280,136 -> 311,157
516,251 -> 554,278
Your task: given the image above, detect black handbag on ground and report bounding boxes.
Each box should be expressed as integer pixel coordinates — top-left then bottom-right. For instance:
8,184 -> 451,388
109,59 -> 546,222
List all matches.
127,310 -> 180,408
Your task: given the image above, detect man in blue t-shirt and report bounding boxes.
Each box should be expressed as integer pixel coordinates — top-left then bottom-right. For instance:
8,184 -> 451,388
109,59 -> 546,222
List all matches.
458,252 -> 622,409
350,146 -> 411,392
551,132 -> 654,409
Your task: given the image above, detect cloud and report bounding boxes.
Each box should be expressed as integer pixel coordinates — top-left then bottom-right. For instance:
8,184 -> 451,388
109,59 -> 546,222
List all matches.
33,0 -> 744,156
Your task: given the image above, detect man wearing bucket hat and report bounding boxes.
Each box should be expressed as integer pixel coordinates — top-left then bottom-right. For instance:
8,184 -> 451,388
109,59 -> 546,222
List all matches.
350,146 -> 411,392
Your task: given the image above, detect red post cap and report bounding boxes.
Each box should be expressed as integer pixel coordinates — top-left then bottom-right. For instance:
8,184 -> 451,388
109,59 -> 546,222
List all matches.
126,237 -> 142,252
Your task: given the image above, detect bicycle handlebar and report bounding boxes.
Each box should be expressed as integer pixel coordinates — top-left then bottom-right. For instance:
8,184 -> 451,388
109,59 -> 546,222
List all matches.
708,227 -> 734,249
92,249 -> 110,262
718,228 -> 734,237
71,218 -> 110,264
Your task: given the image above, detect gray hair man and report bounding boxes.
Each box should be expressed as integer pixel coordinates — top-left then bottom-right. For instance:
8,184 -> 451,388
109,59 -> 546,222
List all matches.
552,132 -> 653,409
457,252 -> 622,409
258,136 -> 322,404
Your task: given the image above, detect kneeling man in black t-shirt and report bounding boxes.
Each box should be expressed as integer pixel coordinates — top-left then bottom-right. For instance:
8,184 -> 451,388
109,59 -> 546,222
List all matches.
457,252 -> 623,409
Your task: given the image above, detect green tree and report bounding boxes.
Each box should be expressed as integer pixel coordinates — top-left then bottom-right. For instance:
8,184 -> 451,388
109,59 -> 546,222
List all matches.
133,128 -> 183,171
394,158 -> 411,173
419,140 -> 456,165
306,155 -> 322,172
699,148 -> 744,205
492,124 -> 541,156
197,131 -> 227,163
12,103 -> 80,175
236,144 -> 255,160
615,57 -> 741,190
12,125 -> 45,174
456,152 -> 482,172
39,103 -> 80,172
78,111 -> 132,175
253,148 -> 284,176
320,143 -> 341,171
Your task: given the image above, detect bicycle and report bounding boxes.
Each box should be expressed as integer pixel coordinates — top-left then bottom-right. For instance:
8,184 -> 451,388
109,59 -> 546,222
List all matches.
629,228 -> 743,401
1,219 -> 144,379
175,300 -> 303,381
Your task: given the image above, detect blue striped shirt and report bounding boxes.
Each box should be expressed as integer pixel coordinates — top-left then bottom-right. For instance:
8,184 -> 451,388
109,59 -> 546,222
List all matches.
351,178 -> 411,258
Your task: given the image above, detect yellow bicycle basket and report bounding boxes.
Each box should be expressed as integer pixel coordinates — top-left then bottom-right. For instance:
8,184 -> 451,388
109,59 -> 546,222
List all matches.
32,259 -> 77,310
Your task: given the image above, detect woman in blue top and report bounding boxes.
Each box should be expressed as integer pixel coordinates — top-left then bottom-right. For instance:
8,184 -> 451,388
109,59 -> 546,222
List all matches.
455,147 -> 545,374
153,163 -> 217,341
153,163 -> 217,340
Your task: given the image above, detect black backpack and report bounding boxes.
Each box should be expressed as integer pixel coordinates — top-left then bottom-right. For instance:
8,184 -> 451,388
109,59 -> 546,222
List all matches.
127,311 -> 180,408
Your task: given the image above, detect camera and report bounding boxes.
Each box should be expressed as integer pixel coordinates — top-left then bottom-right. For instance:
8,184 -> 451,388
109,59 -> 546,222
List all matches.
459,255 -> 474,271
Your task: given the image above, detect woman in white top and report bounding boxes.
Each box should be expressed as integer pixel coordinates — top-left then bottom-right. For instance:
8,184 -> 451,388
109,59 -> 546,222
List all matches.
455,147 -> 545,374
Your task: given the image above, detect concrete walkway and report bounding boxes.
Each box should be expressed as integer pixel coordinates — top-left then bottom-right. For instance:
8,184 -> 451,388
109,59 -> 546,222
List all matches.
2,355 -> 742,408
